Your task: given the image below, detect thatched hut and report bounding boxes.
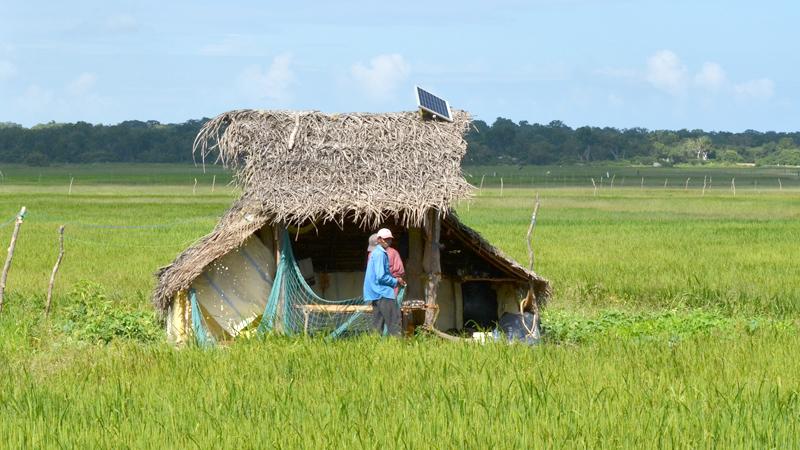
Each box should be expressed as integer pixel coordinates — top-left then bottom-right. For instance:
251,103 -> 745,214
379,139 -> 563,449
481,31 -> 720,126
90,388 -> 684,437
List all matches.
153,109 -> 550,344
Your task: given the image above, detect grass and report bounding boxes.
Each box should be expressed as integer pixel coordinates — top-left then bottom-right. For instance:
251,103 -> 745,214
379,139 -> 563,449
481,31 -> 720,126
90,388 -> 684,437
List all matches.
0,163 -> 799,447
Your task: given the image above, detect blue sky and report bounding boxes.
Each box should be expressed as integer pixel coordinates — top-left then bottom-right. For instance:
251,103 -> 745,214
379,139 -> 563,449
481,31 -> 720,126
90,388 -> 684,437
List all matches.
1,0 -> 797,131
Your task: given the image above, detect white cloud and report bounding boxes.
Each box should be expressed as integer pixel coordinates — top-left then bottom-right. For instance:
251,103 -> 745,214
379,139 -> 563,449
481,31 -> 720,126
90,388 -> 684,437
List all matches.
67,72 -> 97,96
734,78 -> 775,100
694,62 -> 727,91
104,14 -> 139,33
351,54 -> 410,100
645,50 -> 688,96
238,54 -> 294,103
0,60 -> 17,81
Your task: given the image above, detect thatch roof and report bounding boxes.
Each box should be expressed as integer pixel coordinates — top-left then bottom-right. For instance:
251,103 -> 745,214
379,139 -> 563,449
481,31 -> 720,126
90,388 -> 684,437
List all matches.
194,109 -> 473,227
152,109 -> 550,314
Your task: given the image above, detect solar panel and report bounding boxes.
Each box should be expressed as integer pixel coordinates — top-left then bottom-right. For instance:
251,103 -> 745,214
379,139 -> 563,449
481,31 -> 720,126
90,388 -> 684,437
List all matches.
416,86 -> 453,122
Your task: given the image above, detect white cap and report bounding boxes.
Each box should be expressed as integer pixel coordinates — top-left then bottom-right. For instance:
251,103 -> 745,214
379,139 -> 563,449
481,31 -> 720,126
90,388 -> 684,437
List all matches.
376,228 -> 394,239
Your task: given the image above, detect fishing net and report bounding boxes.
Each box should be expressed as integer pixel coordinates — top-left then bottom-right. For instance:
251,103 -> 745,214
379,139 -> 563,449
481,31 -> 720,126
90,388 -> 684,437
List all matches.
192,229 -> 404,344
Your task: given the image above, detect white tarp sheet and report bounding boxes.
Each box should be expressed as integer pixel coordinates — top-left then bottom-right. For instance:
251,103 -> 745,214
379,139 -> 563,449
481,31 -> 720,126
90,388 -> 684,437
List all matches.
191,234 -> 276,336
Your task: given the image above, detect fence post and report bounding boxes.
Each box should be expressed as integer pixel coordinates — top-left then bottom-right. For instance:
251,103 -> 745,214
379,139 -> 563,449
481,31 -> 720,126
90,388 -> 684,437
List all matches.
45,225 -> 66,318
0,206 -> 27,314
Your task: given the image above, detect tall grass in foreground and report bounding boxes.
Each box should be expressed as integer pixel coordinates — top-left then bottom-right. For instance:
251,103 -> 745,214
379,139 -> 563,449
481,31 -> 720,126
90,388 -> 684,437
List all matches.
1,334 -> 798,448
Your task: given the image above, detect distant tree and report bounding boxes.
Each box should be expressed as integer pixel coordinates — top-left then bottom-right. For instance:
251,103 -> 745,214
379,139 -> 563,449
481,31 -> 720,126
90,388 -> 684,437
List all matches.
24,151 -> 49,166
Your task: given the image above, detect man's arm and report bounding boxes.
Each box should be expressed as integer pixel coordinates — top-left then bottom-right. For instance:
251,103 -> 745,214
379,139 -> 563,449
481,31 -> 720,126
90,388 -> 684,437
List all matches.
375,251 -> 397,288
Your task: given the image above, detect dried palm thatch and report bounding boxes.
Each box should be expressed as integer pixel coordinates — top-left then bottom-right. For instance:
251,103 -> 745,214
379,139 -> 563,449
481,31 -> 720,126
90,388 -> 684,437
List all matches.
194,109 -> 473,227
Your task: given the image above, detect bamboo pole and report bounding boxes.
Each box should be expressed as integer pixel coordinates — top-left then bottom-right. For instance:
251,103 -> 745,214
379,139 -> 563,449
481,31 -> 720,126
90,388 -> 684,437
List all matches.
45,225 -> 65,318
0,206 -> 26,313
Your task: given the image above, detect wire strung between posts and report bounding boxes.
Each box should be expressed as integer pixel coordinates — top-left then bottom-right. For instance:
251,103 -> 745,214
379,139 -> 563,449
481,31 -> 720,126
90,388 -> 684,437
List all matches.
19,212 -> 219,230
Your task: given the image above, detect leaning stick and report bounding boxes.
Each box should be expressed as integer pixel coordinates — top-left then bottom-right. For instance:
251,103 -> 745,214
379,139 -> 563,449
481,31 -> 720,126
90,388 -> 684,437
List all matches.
610,174 -> 616,190
45,225 -> 65,318
685,177 -> 691,190
522,193 -> 541,338
591,178 -> 597,196
193,178 -> 198,195
0,206 -> 26,314
479,174 -> 485,192
526,193 -> 541,272
68,177 -> 74,195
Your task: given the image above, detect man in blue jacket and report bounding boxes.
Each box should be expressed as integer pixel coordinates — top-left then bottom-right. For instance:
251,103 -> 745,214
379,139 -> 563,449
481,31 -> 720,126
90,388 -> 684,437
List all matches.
363,228 -> 406,336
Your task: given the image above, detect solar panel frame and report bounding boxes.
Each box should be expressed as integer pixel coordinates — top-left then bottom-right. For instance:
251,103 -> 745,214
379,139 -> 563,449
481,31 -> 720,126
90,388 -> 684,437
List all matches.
415,86 -> 453,122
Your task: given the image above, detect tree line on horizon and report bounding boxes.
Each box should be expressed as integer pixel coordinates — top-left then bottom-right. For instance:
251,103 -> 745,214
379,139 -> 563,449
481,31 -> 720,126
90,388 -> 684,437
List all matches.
1,118 -> 799,167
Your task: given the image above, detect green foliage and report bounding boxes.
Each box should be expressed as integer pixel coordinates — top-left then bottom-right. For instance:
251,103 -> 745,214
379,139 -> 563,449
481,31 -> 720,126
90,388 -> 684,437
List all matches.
61,281 -> 160,344
719,148 -> 744,163
23,151 -> 49,166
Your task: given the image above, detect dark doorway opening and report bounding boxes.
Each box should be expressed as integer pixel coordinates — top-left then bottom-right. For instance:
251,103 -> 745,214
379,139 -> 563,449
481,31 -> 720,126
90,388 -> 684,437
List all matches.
461,281 -> 497,331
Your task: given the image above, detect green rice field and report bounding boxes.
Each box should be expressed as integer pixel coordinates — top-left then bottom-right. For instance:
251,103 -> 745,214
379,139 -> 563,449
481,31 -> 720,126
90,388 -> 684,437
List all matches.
1,163 -> 799,447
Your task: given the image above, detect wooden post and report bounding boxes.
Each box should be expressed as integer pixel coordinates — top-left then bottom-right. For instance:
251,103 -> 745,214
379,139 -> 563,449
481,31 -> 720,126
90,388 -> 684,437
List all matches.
526,193 -> 541,272
422,209 -> 441,328
407,228 -> 424,300
45,225 -> 65,318
0,206 -> 26,313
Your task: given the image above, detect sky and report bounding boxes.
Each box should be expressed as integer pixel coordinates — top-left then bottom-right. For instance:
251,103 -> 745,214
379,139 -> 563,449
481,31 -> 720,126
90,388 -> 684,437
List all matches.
1,0 -> 798,131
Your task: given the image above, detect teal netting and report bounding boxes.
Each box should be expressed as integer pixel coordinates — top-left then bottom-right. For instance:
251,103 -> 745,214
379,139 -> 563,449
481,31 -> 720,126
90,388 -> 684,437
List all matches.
192,229 -> 404,345
257,229 -> 405,338
190,289 -> 216,347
